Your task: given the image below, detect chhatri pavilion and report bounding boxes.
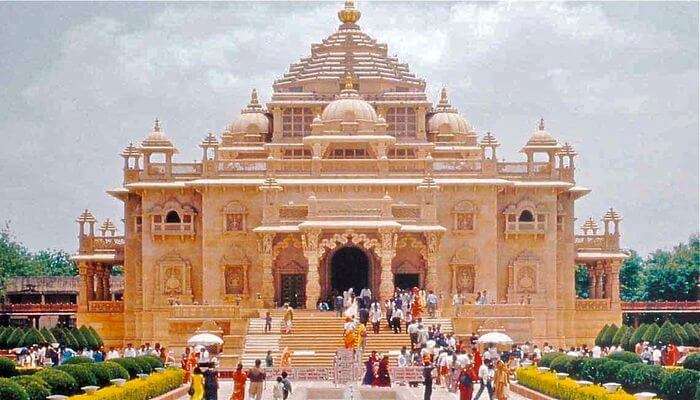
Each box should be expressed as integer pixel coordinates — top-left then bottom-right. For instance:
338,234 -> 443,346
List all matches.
73,1 -> 627,353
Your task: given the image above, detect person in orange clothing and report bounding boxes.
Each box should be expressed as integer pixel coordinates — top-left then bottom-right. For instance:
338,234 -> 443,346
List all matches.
280,347 -> 292,368
182,347 -> 193,382
411,287 -> 424,320
666,342 -> 680,366
343,317 -> 357,349
230,363 -> 247,400
470,346 -> 482,377
355,322 -> 367,351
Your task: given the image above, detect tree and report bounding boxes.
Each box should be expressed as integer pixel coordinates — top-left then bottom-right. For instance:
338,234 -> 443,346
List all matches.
654,321 -> 682,346
19,328 -> 44,348
620,325 -> 634,351
601,324 -> 619,348
612,325 -> 628,346
79,326 -> 98,350
619,250 -> 644,301
629,324 -> 649,347
595,324 -> 609,346
32,249 -> 77,276
642,236 -> 699,301
642,324 -> 659,343
5,328 -> 24,349
683,323 -> 700,346
575,266 -> 589,298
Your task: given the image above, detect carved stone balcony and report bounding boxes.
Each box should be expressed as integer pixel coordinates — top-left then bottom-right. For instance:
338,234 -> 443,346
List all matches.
505,221 -> 546,235
1,303 -> 77,314
87,301 -> 124,313
152,222 -> 195,237
575,298 -> 611,311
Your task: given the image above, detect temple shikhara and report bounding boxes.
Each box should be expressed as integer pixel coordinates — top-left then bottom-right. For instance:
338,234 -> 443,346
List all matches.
73,1 -> 627,360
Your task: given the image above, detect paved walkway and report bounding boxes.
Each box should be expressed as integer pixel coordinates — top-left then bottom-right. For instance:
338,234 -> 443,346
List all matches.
178,380 -> 530,399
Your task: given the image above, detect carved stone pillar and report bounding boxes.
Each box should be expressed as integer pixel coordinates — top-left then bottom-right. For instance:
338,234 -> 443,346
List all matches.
450,264 -> 457,295
378,230 -> 397,301
102,266 -> 112,301
604,262 -> 613,300
78,262 -> 95,312
587,266 -> 596,299
258,233 -> 276,306
302,230 -> 321,310
610,260 -> 621,305
94,267 -> 105,301
595,266 -> 605,299
423,232 -> 442,293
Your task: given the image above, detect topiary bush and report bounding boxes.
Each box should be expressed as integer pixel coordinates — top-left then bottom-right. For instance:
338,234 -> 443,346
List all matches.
19,328 -> 44,348
579,358 -> 626,384
69,328 -> 88,350
10,376 -> 50,400
628,324 -> 648,348
641,323 -> 659,343
0,378 -> 29,400
111,357 -> 143,379
660,369 -> 700,400
601,324 -> 619,348
549,355 -> 576,374
0,357 -> 18,378
5,328 -> 25,349
538,352 -> 563,368
568,356 -> 587,379
611,325 -> 627,346
35,367 -> 78,396
654,320 -> 683,346
67,368 -> 184,400
101,361 -> 130,381
55,364 -> 97,389
79,326 -> 99,350
683,323 -> 700,347
683,352 -> 700,371
86,362 -> 112,387
594,324 -> 609,347
63,356 -> 94,365
39,328 -> 56,345
88,326 -> 103,348
607,351 -> 641,364
141,355 -> 164,370
0,327 -> 13,349
132,356 -> 153,374
62,329 -> 80,350
615,363 -> 665,394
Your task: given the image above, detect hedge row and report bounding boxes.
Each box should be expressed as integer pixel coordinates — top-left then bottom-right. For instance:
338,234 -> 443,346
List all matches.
595,321 -> 700,349
517,367 -> 636,400
545,352 -> 700,400
67,368 -> 184,400
0,325 -> 103,350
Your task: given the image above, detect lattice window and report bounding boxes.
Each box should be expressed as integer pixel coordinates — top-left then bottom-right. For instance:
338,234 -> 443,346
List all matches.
282,107 -> 314,137
388,148 -> 415,159
329,148 -> 369,159
283,149 -> 312,159
453,200 -> 477,232
223,201 -> 246,232
386,107 -> 416,138
134,216 -> 142,233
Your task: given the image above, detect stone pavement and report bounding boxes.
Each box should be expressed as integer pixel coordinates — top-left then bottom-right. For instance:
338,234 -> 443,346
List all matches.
178,380 -> 531,399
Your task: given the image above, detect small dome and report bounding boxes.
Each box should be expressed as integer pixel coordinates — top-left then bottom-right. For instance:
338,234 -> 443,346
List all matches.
321,88 -> 378,123
427,87 -> 472,135
141,118 -> 174,148
527,118 -> 557,144
229,89 -> 269,135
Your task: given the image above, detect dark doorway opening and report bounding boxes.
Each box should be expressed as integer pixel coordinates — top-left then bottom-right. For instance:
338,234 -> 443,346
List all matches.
280,273 -> 305,308
394,273 -> 420,290
330,247 -> 369,294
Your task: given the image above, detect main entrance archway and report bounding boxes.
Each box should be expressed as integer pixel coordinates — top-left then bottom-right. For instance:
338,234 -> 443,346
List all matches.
330,246 -> 369,294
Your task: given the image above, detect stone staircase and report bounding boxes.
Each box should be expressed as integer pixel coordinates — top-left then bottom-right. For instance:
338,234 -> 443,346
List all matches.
239,310 -> 453,367
239,316 -> 282,367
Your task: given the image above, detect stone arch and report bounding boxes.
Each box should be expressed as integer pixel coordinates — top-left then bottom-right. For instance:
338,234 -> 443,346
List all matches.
273,235 -> 308,307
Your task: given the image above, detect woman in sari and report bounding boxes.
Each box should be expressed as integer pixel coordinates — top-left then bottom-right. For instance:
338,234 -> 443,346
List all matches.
373,355 -> 391,387
493,360 -> 509,400
343,317 -> 357,349
190,367 -> 205,400
182,347 -> 193,382
470,346 -> 482,377
457,364 -> 476,400
230,363 -> 247,400
280,347 -> 292,368
411,287 -> 424,320
362,351 -> 379,385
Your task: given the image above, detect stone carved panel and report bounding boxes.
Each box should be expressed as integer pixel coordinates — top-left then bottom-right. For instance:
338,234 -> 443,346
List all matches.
221,249 -> 249,299
392,205 -> 420,221
224,266 -> 246,295
507,251 -> 543,299
156,254 -> 193,305
279,205 -> 308,222
457,265 -> 475,294
319,231 -> 379,257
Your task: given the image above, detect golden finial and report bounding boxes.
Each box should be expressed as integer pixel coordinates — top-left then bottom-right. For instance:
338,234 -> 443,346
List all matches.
338,0 -> 361,25
153,118 -> 161,132
342,71 -> 355,90
538,117 -> 545,131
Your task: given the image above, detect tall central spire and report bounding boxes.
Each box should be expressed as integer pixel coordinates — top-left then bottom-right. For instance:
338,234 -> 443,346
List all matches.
338,0 -> 361,26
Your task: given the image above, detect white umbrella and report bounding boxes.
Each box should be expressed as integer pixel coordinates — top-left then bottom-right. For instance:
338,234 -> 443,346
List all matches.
476,331 -> 513,344
187,333 -> 223,347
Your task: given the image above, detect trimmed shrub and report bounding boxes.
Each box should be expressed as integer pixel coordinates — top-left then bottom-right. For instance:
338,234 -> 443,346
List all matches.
79,326 -> 99,350
628,324 -> 649,348
550,354 -> 576,374
34,368 -> 78,396
600,360 -> 626,383
39,328 -> 56,345
0,357 -> 18,378
62,329 -> 80,350
69,328 -> 88,350
654,321 -> 683,346
683,352 -> 700,371
683,323 -> 700,346
620,326 -> 634,351
86,362 -> 113,387
615,363 -> 665,394
88,326 -> 103,347
0,378 -> 29,400
101,361 -> 129,381
594,324 -> 609,347
63,356 -> 94,365
515,367 -> 636,400
132,356 -> 153,374
611,325 -> 627,346
538,352 -> 563,368
579,358 -> 625,384
0,327 -> 12,349
641,323 -> 659,343
601,324 -> 618,348
568,356 -> 587,379
67,368 -> 184,400
6,328 -> 25,349
607,351 -> 641,364
110,357 -> 143,379
19,329 -> 44,348
674,322 -> 689,345
141,355 -> 164,370
55,364 -> 97,389
660,369 -> 700,400
10,376 -> 50,400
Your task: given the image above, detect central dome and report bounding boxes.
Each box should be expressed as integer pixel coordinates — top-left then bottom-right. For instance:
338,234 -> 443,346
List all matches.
321,81 -> 378,123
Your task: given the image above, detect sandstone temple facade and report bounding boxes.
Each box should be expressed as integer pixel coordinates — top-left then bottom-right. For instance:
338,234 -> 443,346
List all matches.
74,1 -> 627,351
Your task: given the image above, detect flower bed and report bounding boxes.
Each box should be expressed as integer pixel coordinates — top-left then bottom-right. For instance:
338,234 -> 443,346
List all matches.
516,366 -> 636,400
67,368 -> 184,400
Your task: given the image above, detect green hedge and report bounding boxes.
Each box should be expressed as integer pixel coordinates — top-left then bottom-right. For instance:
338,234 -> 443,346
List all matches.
0,378 -> 28,400
579,358 -> 625,384
101,361 -> 129,381
110,358 -> 143,379
55,364 -> 98,389
0,357 -> 18,378
550,355 -> 577,375
615,363 -> 666,394
10,376 -> 50,400
660,369 -> 700,400
683,352 -> 700,371
86,362 -> 113,387
538,352 -> 562,368
607,351 -> 641,364
68,368 -> 184,400
642,323 -> 659,342
35,368 -> 78,396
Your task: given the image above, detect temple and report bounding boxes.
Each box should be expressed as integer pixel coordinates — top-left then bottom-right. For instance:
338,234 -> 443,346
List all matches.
74,1 -> 627,354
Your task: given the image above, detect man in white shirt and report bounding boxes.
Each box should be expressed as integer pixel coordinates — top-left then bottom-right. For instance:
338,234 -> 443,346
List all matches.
591,345 -> 602,358
426,291 -> 438,318
397,346 -> 409,367
391,307 -> 404,334
124,343 -> 137,358
473,360 -> 494,400
652,347 -> 662,365
106,347 -> 120,360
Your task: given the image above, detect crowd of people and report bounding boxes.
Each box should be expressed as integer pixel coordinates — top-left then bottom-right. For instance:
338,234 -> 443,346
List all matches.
13,341 -> 175,368
229,360 -> 292,400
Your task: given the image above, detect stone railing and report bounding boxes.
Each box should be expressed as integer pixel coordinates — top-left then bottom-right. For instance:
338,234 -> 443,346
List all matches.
456,303 -> 533,318
621,301 -> 700,312
1,303 -> 77,313
575,234 -> 620,252
432,159 -> 482,174
152,222 -> 195,236
575,298 -> 611,311
88,300 -> 124,313
169,304 -> 242,319
92,236 -> 125,251
505,221 -> 546,234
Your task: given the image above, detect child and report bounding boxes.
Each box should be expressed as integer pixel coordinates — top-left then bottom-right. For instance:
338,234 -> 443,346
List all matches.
265,311 -> 272,333
273,376 -> 284,400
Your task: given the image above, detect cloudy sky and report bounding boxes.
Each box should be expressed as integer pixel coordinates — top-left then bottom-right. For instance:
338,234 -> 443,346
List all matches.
0,1 -> 697,256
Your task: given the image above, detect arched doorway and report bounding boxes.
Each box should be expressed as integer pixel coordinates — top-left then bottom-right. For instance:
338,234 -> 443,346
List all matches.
330,247 -> 370,295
